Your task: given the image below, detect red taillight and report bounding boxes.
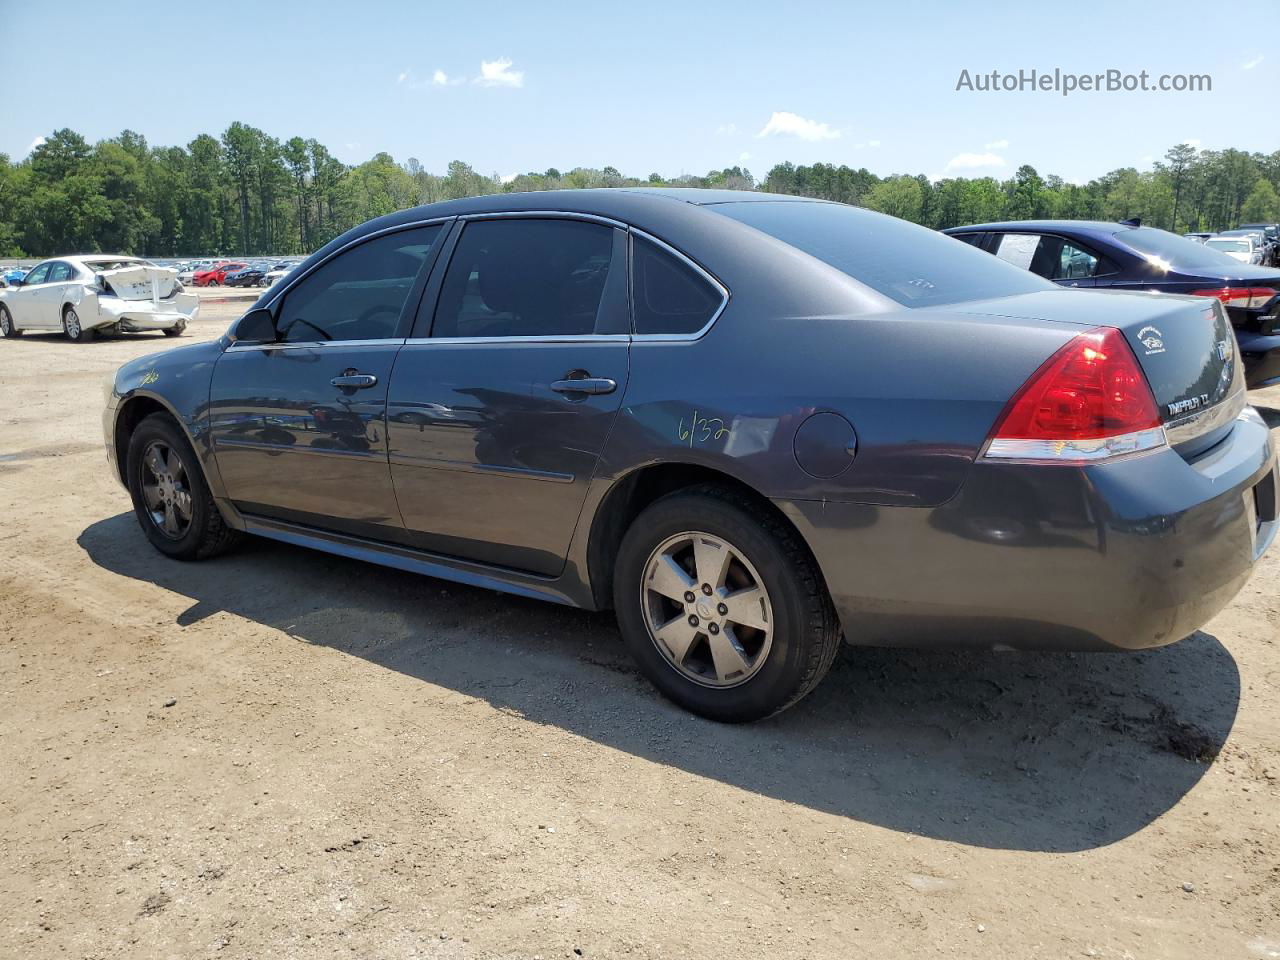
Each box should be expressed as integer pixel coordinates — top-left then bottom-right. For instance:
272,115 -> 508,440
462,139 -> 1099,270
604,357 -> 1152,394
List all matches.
984,326 -> 1166,463
1188,287 -> 1277,309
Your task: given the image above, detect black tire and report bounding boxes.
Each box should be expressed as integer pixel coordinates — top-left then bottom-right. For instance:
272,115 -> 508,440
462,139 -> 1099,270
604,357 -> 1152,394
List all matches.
163,321 -> 186,337
613,484 -> 841,722
126,412 -> 242,561
62,305 -> 95,342
0,304 -> 20,338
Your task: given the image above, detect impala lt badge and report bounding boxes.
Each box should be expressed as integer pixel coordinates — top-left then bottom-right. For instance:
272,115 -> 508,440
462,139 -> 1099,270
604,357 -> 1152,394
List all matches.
1168,394 -> 1211,416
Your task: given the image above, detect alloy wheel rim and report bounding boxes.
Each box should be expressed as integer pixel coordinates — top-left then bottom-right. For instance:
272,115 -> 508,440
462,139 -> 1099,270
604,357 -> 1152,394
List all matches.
65,310 -> 80,337
641,530 -> 774,688
0,310 -> 9,334
140,440 -> 193,539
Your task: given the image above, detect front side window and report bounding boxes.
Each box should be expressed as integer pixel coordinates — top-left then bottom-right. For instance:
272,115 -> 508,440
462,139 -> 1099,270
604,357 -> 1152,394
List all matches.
24,263 -> 51,285
276,225 -> 442,342
432,218 -> 615,338
631,235 -> 724,335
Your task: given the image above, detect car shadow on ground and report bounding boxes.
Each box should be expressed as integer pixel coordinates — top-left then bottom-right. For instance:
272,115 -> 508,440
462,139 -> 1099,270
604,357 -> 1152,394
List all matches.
1255,405 -> 1280,428
78,513 -> 1239,854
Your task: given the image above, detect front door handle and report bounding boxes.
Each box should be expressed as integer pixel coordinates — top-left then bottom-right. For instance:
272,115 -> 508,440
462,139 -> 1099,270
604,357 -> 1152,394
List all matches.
550,377 -> 617,396
331,373 -> 378,389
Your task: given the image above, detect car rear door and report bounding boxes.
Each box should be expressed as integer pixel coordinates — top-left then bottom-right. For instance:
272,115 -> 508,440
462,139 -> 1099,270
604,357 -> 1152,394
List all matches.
208,223 -> 448,539
386,215 -> 631,576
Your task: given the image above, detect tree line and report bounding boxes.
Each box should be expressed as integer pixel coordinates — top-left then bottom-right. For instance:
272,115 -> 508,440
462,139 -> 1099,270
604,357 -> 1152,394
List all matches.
0,125 -> 1277,258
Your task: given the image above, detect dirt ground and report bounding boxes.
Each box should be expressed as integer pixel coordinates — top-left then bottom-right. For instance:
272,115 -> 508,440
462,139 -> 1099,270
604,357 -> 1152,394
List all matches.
1,292 -> 1278,960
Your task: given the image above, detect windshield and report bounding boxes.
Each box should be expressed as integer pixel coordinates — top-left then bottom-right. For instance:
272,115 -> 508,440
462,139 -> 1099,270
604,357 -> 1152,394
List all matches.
1113,226 -> 1249,270
1206,239 -> 1249,253
714,201 -> 1051,307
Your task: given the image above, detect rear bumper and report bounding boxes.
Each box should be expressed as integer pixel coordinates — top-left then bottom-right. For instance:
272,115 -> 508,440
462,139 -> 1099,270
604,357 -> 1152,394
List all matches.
93,293 -> 198,331
778,409 -> 1277,652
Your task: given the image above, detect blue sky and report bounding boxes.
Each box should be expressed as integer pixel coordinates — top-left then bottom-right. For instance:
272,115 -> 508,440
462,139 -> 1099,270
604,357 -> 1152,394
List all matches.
4,0 -> 1275,183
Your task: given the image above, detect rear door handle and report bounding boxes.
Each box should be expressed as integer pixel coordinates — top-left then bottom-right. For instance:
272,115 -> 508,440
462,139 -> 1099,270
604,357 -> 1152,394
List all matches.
550,377 -> 617,396
331,373 -> 378,389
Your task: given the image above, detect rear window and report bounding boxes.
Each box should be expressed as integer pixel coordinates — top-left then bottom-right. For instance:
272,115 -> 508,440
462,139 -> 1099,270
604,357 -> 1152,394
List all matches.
714,201 -> 1051,307
1113,226 -> 1247,270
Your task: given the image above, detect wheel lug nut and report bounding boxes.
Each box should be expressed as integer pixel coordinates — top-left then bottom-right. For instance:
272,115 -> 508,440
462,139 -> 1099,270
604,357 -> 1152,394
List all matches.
708,623 -> 720,634
688,615 -> 699,627
701,583 -> 712,596
684,591 -> 696,603
717,603 -> 728,616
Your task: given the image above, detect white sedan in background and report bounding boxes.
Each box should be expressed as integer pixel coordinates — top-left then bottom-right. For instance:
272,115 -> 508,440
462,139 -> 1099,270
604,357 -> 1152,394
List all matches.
1204,236 -> 1263,265
0,256 -> 199,342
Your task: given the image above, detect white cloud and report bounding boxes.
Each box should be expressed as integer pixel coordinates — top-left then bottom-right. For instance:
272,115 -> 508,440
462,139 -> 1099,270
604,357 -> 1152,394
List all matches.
500,173 -> 518,184
738,151 -> 751,162
715,123 -> 737,136
755,111 -> 841,141
868,139 -> 881,147
27,136 -> 45,153
984,138 -> 1009,150
1242,54 -> 1264,70
433,69 -> 450,86
396,70 -> 409,85
944,152 -> 1006,172
475,58 -> 524,88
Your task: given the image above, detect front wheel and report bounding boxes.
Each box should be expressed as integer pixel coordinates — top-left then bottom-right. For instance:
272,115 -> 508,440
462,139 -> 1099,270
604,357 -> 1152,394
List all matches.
126,413 -> 242,560
63,306 -> 95,342
0,304 -> 20,338
613,485 -> 841,722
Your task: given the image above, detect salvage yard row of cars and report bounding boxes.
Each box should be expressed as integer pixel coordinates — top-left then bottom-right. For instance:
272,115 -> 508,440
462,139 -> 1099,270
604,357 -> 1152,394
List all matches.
1182,224 -> 1280,266
81,189 -> 1277,722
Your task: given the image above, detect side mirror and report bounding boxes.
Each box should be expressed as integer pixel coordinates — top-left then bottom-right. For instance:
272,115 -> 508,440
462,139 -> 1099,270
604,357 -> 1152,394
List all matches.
231,307 -> 278,344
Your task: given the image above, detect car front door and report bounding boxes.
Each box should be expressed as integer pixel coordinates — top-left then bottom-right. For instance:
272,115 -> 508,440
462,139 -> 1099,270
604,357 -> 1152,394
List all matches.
8,262 -> 54,327
386,216 -> 631,576
207,222 -> 448,538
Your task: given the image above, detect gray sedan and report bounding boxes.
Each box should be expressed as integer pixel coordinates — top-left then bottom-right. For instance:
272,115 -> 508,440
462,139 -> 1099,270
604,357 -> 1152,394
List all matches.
101,189 -> 1278,721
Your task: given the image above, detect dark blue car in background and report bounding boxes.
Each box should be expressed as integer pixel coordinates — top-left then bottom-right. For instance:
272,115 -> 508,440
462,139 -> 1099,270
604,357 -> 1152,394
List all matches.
944,220 -> 1280,387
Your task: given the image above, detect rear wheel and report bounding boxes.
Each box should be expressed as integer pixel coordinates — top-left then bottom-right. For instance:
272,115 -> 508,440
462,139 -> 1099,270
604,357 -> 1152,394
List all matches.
163,320 -> 186,337
613,485 -> 841,722
126,413 -> 242,560
0,304 -> 20,338
62,306 -> 95,342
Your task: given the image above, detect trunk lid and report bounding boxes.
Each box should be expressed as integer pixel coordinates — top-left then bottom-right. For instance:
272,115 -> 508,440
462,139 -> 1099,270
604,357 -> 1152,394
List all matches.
947,289 -> 1245,455
97,264 -> 181,301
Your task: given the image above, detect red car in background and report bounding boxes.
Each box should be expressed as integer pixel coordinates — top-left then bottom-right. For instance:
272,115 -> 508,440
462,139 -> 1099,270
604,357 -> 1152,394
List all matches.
193,262 -> 247,287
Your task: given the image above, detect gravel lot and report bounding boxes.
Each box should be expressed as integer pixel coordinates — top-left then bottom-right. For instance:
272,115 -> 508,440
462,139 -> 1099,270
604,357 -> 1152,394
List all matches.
1,293 -> 1278,959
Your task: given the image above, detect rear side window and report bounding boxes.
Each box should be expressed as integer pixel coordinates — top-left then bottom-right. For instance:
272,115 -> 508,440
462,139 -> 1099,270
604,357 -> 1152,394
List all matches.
716,201 -> 1051,308
995,233 -> 1106,280
48,262 -> 73,282
277,225 -> 442,342
431,218 -> 615,338
631,236 -> 724,335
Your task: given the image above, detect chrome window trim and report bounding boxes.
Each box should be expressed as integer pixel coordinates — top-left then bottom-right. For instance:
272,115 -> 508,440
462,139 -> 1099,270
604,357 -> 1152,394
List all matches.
459,210 -> 627,229
403,334 -> 631,346
255,215 -> 456,311
628,228 -> 730,342
226,337 -> 407,353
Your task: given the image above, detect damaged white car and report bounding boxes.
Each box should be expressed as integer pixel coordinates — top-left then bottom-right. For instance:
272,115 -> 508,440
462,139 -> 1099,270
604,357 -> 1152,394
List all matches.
0,256 -> 198,342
